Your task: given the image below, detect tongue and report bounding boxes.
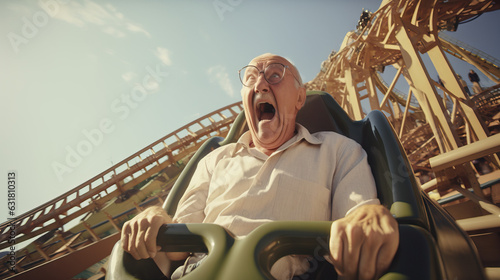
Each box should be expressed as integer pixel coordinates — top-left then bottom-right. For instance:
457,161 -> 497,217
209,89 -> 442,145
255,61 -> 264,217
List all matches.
260,103 -> 275,121
261,112 -> 274,120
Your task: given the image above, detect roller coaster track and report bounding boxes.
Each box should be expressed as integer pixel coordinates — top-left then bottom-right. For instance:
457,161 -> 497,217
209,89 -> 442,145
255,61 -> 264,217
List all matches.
307,0 -> 499,112
370,30 -> 500,114
366,30 -> 500,119
3,0 -> 500,279
307,0 -> 499,156
0,102 -> 242,276
439,32 -> 500,83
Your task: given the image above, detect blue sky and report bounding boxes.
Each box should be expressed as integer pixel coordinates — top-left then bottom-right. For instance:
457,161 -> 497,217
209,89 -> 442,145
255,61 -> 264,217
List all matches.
1,0 -> 499,223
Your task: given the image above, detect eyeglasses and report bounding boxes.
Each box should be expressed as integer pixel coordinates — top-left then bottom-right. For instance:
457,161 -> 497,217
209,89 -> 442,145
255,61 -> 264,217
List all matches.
238,63 -> 301,87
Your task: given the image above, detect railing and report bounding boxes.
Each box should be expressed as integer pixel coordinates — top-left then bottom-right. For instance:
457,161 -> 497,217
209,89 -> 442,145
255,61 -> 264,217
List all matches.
471,84 -> 500,109
439,33 -> 500,70
0,191 -> 165,278
0,102 -> 243,250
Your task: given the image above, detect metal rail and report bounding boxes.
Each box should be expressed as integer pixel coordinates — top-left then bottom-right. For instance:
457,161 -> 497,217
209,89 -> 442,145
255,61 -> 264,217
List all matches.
439,32 -> 500,82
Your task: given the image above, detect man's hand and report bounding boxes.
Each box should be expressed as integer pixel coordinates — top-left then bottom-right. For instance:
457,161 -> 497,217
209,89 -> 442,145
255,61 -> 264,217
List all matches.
329,204 -> 399,280
121,206 -> 172,260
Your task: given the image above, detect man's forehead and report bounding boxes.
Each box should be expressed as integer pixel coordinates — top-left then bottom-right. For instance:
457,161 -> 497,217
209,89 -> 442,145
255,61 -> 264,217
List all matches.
249,55 -> 290,68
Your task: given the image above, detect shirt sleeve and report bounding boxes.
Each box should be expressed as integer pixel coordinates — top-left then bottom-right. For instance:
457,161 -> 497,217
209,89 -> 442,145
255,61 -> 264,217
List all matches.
172,155 -> 212,224
330,138 -> 379,220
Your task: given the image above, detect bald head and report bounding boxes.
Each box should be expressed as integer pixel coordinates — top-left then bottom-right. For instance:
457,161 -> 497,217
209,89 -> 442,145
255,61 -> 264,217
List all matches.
249,53 -> 303,87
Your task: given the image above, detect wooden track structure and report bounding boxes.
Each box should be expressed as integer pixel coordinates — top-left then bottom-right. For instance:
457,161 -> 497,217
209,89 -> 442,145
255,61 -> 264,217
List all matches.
2,0 -> 500,279
306,0 -> 500,191
0,102 -> 242,278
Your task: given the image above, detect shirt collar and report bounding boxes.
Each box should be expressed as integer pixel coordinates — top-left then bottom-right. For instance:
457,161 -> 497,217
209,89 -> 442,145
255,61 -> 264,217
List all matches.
230,124 -> 324,156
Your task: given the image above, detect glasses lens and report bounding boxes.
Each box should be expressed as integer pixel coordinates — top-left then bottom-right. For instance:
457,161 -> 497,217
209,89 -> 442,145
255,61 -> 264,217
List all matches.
265,64 -> 285,84
240,66 -> 259,87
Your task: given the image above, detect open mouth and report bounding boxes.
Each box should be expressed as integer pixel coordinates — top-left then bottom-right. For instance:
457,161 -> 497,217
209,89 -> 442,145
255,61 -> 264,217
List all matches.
257,102 -> 276,121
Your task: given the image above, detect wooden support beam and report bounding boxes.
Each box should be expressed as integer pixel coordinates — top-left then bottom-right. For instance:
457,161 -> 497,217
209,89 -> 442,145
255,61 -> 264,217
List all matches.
430,134 -> 500,172
399,88 -> 413,138
83,222 -> 100,242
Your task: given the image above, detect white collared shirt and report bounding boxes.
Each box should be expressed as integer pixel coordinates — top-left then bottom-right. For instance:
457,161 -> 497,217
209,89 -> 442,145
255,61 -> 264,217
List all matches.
173,124 -> 379,278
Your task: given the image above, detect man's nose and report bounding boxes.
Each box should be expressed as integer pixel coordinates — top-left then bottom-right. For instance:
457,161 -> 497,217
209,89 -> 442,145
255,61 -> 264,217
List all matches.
254,72 -> 269,93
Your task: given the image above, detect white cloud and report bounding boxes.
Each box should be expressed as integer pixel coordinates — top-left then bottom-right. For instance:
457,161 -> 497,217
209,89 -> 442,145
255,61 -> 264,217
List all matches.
144,80 -> 160,92
47,1 -> 86,27
126,23 -> 151,37
207,65 -> 235,97
121,71 -> 137,82
102,26 -> 125,38
77,1 -> 110,25
155,47 -> 172,66
39,0 -> 151,38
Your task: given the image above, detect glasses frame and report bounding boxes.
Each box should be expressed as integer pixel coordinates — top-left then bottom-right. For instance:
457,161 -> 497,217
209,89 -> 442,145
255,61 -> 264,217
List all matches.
238,63 -> 301,87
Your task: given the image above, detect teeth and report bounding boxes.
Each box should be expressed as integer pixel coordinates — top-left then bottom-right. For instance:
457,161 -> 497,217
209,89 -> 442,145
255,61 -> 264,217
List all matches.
258,102 -> 274,112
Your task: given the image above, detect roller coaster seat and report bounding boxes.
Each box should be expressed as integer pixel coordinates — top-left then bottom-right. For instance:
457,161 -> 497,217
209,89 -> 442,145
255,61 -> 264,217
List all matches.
107,91 -> 485,280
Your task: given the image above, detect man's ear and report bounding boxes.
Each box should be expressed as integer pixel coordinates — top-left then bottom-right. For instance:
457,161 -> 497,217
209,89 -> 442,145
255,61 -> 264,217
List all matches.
295,87 -> 306,111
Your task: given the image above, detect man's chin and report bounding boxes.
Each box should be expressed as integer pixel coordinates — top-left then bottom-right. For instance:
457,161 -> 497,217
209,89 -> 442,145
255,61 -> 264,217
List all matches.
255,127 -> 277,141
253,122 -> 294,148
254,132 -> 284,150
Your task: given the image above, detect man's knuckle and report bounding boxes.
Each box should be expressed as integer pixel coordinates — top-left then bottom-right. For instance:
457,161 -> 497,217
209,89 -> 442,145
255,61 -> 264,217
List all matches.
129,250 -> 139,260
121,240 -> 128,251
344,261 -> 357,274
330,221 -> 344,232
379,256 -> 393,268
135,235 -> 144,248
345,224 -> 355,235
334,267 -> 344,277
151,214 -> 165,224
360,274 -> 373,280
139,218 -> 150,227
363,235 -> 376,247
359,268 -> 374,280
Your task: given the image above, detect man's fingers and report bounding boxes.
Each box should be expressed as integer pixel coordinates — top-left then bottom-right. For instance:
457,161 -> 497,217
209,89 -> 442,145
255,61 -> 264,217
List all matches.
375,235 -> 399,277
121,231 -> 129,252
143,215 -> 166,258
135,228 -> 151,259
375,215 -> 399,277
329,223 -> 345,275
121,222 -> 131,251
128,221 -> 142,260
358,233 -> 382,280
120,206 -> 172,260
343,225 -> 364,278
329,205 -> 400,279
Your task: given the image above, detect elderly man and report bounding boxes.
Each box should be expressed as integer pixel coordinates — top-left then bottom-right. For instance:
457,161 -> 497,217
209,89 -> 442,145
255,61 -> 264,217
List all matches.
121,53 -> 399,280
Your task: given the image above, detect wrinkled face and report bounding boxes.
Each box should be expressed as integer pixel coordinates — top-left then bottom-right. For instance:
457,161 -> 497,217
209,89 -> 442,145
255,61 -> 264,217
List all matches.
240,54 -> 306,152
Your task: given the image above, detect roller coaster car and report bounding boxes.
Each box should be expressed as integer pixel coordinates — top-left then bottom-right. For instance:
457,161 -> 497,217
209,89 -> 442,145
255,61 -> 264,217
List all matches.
107,91 -> 485,280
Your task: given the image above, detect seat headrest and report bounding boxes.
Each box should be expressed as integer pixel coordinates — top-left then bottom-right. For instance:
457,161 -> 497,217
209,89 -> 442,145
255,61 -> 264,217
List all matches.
296,93 -> 342,134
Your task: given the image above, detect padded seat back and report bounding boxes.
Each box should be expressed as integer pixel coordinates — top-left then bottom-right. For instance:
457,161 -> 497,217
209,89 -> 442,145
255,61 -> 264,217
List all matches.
296,92 -> 427,227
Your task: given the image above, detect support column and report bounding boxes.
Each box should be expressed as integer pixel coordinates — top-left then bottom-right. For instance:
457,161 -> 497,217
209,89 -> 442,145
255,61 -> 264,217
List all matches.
394,16 -> 461,152
345,66 -> 364,120
425,32 -> 491,140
